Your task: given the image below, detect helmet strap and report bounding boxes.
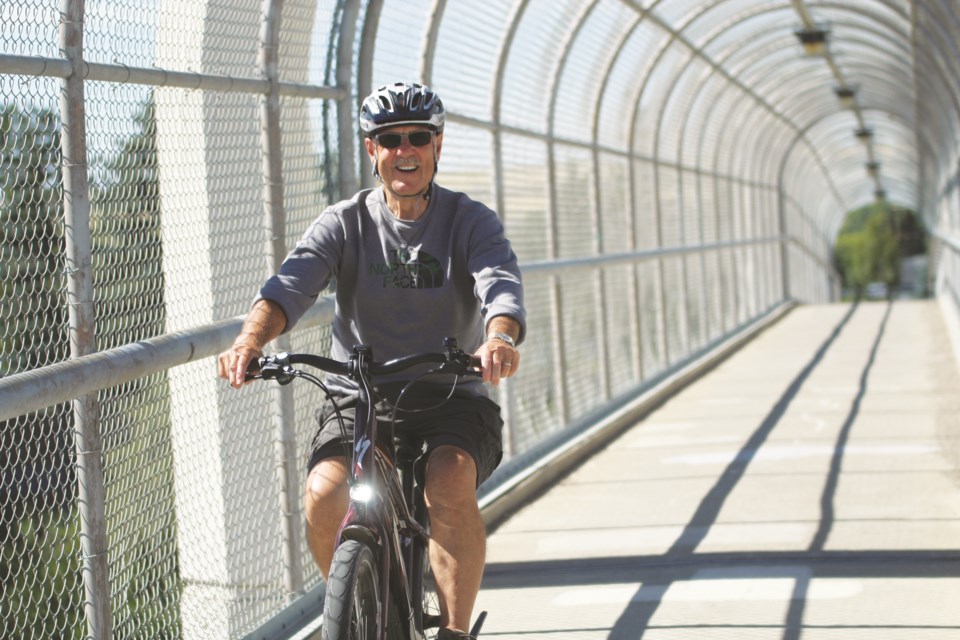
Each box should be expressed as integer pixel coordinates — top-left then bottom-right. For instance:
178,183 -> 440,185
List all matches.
382,181 -> 433,201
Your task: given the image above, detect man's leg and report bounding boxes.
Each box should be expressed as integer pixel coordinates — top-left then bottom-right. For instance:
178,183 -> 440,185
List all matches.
304,456 -> 349,578
424,445 -> 485,633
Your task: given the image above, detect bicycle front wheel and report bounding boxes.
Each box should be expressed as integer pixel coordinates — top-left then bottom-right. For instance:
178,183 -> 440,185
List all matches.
322,540 -> 380,640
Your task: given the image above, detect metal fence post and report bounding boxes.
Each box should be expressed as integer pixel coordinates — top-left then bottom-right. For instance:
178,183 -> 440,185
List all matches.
337,0 -> 361,198
545,144 -> 569,426
356,0 -> 383,192
59,0 -> 112,637
259,0 -> 304,600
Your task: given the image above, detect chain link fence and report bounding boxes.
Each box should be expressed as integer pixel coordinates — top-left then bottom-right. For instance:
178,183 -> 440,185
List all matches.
5,1 -> 953,639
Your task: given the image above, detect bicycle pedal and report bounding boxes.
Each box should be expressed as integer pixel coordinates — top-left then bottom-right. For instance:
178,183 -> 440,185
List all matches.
468,611 -> 487,636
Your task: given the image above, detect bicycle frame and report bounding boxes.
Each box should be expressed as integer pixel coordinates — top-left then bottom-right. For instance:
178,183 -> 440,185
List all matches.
337,346 -> 425,639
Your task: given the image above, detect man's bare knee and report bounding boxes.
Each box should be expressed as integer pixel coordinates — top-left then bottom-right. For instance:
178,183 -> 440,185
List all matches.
304,457 -> 349,576
424,446 -> 479,516
304,458 -> 349,522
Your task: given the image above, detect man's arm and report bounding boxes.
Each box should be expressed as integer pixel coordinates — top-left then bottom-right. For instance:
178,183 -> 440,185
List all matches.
217,299 -> 288,388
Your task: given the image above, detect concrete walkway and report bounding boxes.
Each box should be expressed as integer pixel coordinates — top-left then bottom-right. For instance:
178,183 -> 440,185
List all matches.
476,300 -> 960,639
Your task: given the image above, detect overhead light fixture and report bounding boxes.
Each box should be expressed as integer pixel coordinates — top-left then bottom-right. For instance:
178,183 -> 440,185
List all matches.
866,161 -> 880,178
794,24 -> 830,56
854,127 -> 873,142
834,85 -> 857,109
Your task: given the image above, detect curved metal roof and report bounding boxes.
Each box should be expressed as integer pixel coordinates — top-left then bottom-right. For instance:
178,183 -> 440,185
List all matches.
356,0 -> 957,249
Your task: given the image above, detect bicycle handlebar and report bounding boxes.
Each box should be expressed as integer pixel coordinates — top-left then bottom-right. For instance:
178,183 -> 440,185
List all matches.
245,337 -> 480,384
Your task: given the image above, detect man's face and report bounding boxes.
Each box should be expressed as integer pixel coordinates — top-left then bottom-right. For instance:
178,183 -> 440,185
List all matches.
365,125 -> 442,196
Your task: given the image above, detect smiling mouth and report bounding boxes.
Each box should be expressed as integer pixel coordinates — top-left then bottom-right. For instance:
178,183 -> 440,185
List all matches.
395,165 -> 419,173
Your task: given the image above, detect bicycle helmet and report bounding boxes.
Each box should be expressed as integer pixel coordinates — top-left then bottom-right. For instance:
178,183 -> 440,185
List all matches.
359,82 -> 445,136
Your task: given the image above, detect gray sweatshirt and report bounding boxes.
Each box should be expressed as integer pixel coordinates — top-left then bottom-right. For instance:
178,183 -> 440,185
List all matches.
257,185 -> 525,397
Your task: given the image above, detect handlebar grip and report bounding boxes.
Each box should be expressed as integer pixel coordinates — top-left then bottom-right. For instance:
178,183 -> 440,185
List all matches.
466,355 -> 483,376
241,357 -> 262,383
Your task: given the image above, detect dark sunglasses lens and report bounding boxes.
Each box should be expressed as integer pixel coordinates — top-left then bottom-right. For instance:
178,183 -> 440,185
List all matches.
408,131 -> 433,146
377,133 -> 402,148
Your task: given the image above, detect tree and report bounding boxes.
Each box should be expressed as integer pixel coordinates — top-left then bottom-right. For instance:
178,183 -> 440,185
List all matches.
2,94 -> 180,638
1,102 -> 83,638
89,93 -> 165,347
833,203 -> 927,299
88,92 -> 182,638
0,102 -> 73,510
0,103 -> 68,374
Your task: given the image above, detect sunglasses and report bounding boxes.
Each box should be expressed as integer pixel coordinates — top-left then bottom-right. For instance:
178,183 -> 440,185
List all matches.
374,130 -> 434,149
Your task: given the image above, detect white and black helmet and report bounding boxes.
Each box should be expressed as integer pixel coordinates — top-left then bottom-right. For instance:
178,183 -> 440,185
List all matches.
359,82 -> 445,135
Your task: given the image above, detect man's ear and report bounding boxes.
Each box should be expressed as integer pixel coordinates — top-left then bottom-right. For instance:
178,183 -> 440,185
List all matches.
364,137 -> 379,176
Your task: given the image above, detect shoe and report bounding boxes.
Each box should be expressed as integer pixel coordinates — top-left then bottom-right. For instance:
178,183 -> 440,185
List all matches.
436,629 -> 476,640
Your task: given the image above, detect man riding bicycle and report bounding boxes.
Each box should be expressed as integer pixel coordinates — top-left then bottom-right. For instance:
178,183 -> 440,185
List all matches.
218,82 -> 526,639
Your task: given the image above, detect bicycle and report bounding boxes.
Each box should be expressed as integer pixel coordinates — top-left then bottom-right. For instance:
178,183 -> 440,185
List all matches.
247,337 -> 489,640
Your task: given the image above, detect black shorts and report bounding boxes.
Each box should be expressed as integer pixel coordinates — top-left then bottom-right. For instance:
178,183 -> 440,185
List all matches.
307,384 -> 504,487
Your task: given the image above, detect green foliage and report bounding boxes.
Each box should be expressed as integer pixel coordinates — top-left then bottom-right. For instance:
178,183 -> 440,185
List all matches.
0,504 -> 85,639
87,92 -> 182,638
90,93 -> 165,348
0,103 -> 80,635
2,93 -> 181,638
112,525 -> 182,639
835,233 -> 871,291
0,103 -> 68,375
1,502 -> 182,640
833,203 -> 927,298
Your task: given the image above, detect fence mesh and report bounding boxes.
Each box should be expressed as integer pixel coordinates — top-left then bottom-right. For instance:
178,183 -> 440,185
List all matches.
1,68 -> 79,640
2,0 -> 945,639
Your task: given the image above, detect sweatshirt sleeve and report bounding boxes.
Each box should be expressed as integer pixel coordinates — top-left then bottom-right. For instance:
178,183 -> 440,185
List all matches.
255,207 -> 345,333
468,206 -> 527,344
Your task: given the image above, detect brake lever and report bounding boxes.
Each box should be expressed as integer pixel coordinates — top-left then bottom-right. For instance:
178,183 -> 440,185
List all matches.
250,353 -> 297,385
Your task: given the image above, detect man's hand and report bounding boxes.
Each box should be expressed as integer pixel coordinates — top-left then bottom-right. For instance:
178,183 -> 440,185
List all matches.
476,337 -> 520,386
217,340 -> 263,389
476,317 -> 522,386
217,299 -> 286,389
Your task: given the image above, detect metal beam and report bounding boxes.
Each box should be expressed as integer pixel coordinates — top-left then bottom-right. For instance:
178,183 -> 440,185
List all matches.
0,53 -> 344,98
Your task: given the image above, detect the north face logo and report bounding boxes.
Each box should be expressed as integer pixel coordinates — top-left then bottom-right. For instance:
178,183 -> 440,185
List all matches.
369,246 -> 444,289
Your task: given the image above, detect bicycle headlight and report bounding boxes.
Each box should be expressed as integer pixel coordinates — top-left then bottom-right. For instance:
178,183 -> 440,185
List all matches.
350,483 -> 375,503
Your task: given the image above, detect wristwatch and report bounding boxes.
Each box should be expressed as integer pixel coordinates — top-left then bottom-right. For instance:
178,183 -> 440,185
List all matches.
488,331 -> 516,348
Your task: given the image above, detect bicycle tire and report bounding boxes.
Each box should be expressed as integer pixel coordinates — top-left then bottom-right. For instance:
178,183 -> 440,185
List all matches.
322,540 -> 380,640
